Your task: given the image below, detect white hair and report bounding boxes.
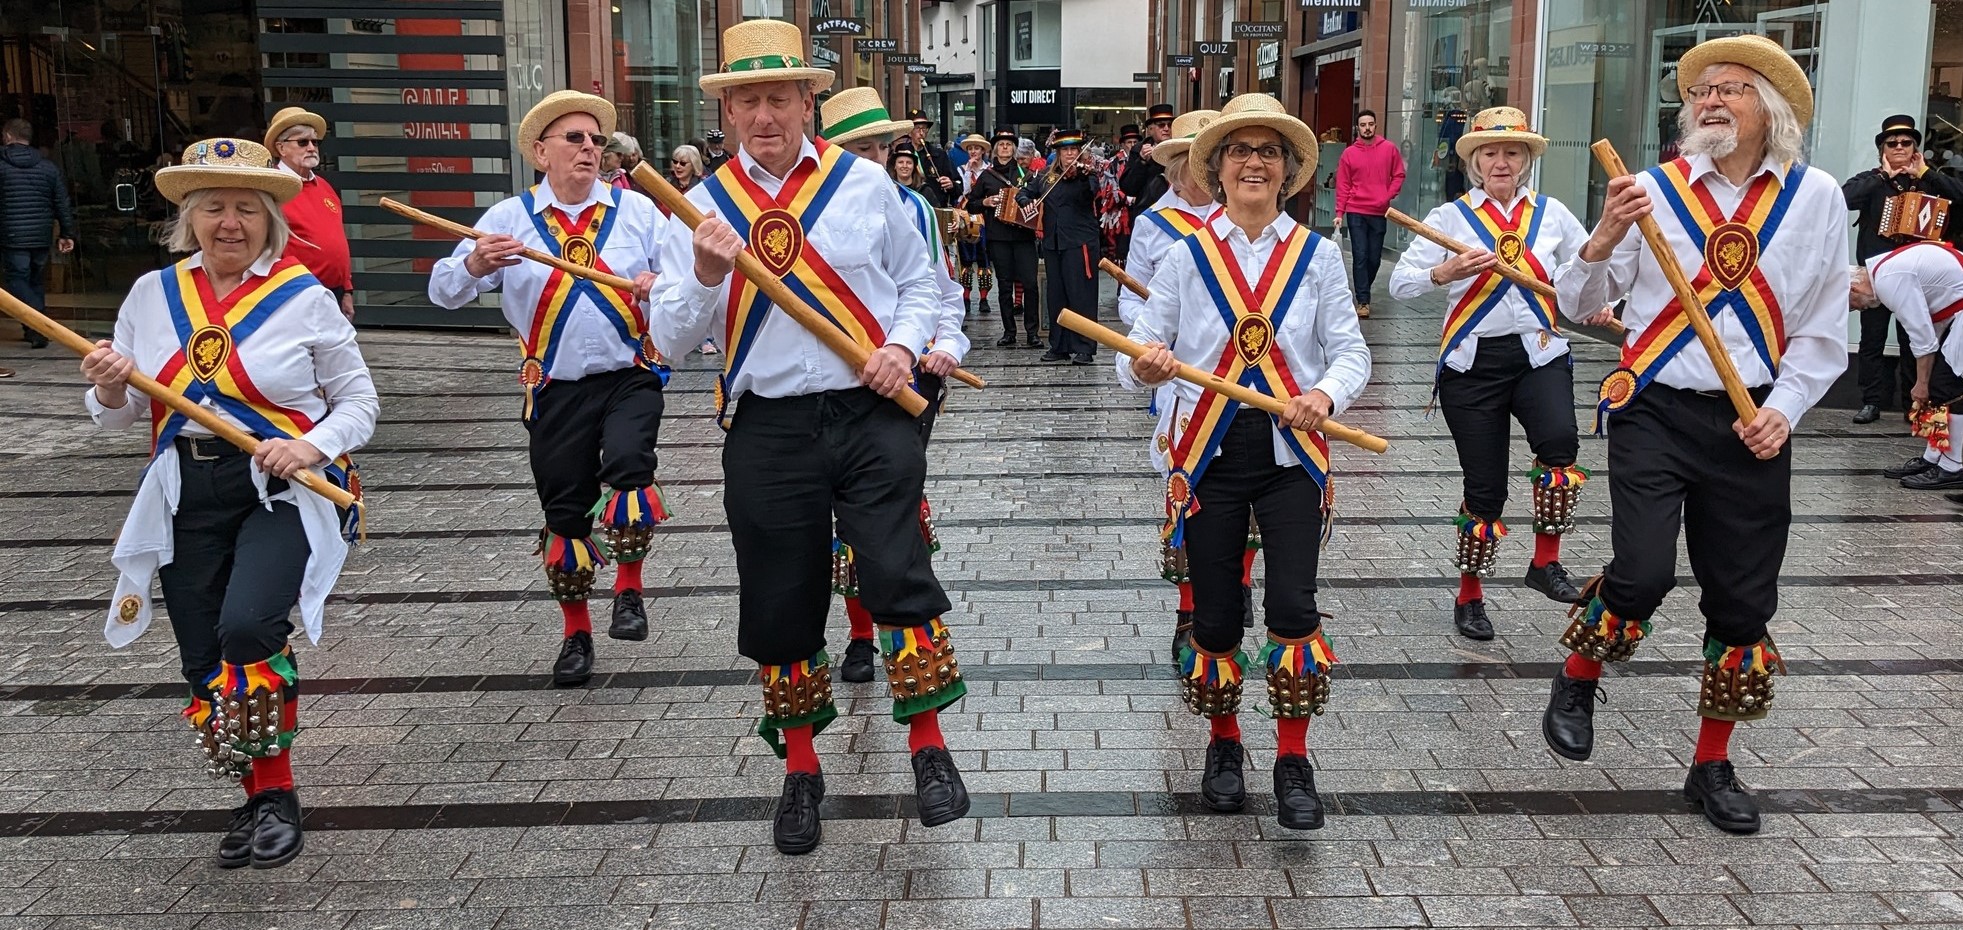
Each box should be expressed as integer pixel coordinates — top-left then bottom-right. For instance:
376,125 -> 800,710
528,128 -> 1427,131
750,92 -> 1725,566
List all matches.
1677,64 -> 1805,166
1463,148 -> 1538,190
165,188 -> 290,259
669,145 -> 705,178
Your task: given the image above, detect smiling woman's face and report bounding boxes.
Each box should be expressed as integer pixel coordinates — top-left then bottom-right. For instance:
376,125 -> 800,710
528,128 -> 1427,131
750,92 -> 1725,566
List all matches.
189,188 -> 269,274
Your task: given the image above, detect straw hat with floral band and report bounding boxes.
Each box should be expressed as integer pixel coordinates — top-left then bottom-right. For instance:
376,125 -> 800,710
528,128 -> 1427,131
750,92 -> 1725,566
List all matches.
1453,106 -> 1547,162
1152,108 -> 1222,167
700,19 -> 836,97
1188,93 -> 1318,198
263,107 -> 327,154
156,138 -> 301,205
819,86 -> 916,147
1675,33 -> 1814,128
516,90 -> 617,171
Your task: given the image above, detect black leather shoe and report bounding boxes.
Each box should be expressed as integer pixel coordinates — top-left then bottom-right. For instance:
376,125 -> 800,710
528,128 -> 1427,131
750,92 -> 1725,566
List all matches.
1884,456 -> 1937,479
1241,585 -> 1255,628
1039,351 -> 1070,362
248,788 -> 304,869
1683,760 -> 1761,834
1946,492 -> 1963,506
978,299 -> 992,315
1851,404 -> 1881,424
1023,337 -> 1043,349
1273,755 -> 1325,830
1171,611 -> 1194,666
1542,671 -> 1601,761
1070,354 -> 1093,365
24,333 -> 46,349
911,746 -> 970,827
1200,737 -> 1246,812
996,332 -> 1017,347
1903,466 -> 1963,490
608,589 -> 647,641
216,798 -> 257,869
1453,599 -> 1494,640
773,772 -> 825,855
1523,561 -> 1584,603
840,637 -> 877,683
552,630 -> 594,687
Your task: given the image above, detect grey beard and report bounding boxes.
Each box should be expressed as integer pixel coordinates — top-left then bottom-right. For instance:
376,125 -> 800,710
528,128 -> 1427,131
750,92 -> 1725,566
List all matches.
1679,126 -> 1739,159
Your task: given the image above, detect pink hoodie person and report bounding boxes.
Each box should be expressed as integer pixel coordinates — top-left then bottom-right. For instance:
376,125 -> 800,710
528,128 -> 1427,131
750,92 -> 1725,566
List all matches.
1335,136 -> 1406,217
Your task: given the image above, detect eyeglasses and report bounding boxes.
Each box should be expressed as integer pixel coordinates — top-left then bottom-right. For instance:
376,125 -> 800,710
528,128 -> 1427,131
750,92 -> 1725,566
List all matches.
1685,81 -> 1757,104
544,130 -> 601,146
1222,142 -> 1285,164
1884,139 -> 1918,149
282,137 -> 319,148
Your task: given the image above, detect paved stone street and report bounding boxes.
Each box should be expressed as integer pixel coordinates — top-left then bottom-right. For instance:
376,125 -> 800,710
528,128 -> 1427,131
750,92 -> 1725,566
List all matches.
2,271 -> 1962,930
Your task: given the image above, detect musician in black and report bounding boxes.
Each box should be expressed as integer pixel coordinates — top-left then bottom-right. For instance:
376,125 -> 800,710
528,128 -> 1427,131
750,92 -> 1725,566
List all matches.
1020,128 -> 1104,365
965,128 -> 1042,348
907,109 -> 959,207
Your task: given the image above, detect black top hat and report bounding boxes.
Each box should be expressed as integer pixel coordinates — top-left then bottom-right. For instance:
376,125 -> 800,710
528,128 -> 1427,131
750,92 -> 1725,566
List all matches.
889,136 -> 918,159
1876,114 -> 1922,148
907,108 -> 932,125
1051,128 -> 1086,148
1119,123 -> 1140,141
707,128 -> 725,142
1146,103 -> 1176,123
990,128 -> 1019,146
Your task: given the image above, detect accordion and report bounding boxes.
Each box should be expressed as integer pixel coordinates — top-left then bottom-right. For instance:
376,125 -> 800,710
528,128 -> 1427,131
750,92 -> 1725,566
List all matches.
1880,190 -> 1951,242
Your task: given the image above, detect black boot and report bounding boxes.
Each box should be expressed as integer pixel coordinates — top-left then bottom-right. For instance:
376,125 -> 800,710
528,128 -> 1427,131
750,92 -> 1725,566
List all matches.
1241,585 -> 1255,628
978,297 -> 992,315
1523,561 -> 1584,603
1023,336 -> 1043,349
840,638 -> 877,683
1273,755 -> 1324,830
1542,670 -> 1601,761
773,772 -> 825,855
911,746 -> 971,827
996,331 -> 1017,347
1454,599 -> 1494,640
1683,760 -> 1761,834
1200,737 -> 1246,812
553,630 -> 594,687
607,588 -> 647,641
216,798 -> 258,869
248,788 -> 304,869
1851,404 -> 1881,424
1171,611 -> 1194,667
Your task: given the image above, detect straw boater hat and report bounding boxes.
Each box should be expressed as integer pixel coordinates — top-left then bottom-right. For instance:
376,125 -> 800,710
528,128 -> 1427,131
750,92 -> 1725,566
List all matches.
1152,109 -> 1221,166
819,87 -> 914,147
700,20 -> 836,98
1453,106 -> 1547,161
263,107 -> 326,152
517,90 -> 617,170
1190,94 -> 1318,198
959,133 -> 989,152
1676,33 -> 1814,128
156,138 -> 301,205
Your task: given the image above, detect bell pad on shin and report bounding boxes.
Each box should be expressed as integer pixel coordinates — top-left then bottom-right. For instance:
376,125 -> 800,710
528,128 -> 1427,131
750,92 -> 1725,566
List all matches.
539,530 -> 605,603
831,539 -> 858,597
1177,644 -> 1247,718
1529,463 -> 1589,536
758,653 -> 839,756
1698,637 -> 1785,722
1452,510 -> 1506,577
881,618 -> 967,721
1160,537 -> 1190,584
1559,591 -> 1652,663
188,649 -> 299,781
1260,630 -> 1336,718
592,485 -> 670,564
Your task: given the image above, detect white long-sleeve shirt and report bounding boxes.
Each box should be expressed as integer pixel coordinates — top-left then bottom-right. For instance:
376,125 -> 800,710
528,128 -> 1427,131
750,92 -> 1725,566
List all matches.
1867,240 -> 1963,373
1557,152 -> 1849,428
647,138 -> 939,399
1388,187 -> 1588,372
1118,189 -> 1218,327
428,179 -> 666,381
1117,212 -> 1373,474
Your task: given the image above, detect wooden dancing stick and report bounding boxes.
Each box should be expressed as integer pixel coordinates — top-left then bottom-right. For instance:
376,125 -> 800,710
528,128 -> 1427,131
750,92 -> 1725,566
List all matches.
1098,258 -> 1150,300
0,286 -> 359,510
1385,207 -> 1628,339
379,197 -> 638,293
1590,140 -> 1758,424
1057,309 -> 1389,454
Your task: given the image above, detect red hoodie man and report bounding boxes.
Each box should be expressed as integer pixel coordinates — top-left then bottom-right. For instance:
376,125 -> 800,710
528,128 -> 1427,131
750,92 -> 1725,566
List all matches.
1334,110 -> 1405,318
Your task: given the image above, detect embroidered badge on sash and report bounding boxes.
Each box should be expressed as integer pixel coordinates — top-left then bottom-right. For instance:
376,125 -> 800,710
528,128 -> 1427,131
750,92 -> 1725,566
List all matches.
751,209 -> 804,276
1234,315 -> 1274,366
116,595 -> 142,624
189,326 -> 231,382
1497,231 -> 1524,266
563,236 -> 596,268
1705,222 -> 1758,292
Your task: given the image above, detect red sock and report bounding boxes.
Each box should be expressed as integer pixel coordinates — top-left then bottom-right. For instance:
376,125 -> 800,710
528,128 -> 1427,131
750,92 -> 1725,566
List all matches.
1176,583 -> 1195,612
1209,714 -> 1241,742
249,750 -> 294,793
614,559 -> 643,594
1533,533 -> 1561,568
1277,717 -> 1309,758
845,598 -> 875,641
1564,653 -> 1603,681
1241,548 -> 1256,586
1694,718 -> 1735,764
784,724 -> 820,775
239,770 -> 258,797
560,600 -> 591,637
908,709 -> 947,753
1456,573 -> 1483,605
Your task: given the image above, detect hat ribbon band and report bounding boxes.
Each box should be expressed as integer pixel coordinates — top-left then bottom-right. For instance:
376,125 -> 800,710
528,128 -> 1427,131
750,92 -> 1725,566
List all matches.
824,107 -> 898,138
725,53 -> 808,72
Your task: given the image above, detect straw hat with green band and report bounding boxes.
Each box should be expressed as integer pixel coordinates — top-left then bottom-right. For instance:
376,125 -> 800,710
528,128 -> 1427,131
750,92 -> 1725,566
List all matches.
156,138 -> 301,205
1454,106 -> 1547,162
1675,33 -> 1814,128
1152,109 -> 1221,166
819,87 -> 915,147
700,20 -> 836,97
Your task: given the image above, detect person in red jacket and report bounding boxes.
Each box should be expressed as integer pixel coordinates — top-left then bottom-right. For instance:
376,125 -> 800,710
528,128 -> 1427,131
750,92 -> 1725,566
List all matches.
1333,109 -> 1405,319
266,108 -> 354,321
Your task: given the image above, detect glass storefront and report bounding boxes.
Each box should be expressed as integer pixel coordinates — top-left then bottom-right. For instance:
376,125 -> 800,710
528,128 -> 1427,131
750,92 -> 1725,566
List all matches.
613,0 -> 711,170
1381,0 -> 1514,247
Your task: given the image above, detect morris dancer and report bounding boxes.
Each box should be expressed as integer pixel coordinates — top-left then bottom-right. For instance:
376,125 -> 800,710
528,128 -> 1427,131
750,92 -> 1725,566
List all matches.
1119,94 -> 1371,830
1859,240 -> 1963,489
429,91 -> 670,687
80,137 -> 376,868
1546,36 -> 1849,834
953,133 -> 995,315
1387,107 -> 1612,640
649,19 -> 970,855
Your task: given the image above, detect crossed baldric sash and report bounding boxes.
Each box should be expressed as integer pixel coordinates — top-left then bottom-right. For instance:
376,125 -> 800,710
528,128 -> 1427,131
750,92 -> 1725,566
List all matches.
515,186 -> 666,421
1432,192 -> 1559,396
1143,205 -> 1206,242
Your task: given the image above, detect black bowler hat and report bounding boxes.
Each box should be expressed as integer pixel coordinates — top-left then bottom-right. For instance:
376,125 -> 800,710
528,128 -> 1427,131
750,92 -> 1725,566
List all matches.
1877,114 -> 1922,148
1119,123 -> 1140,141
1052,128 -> 1086,148
991,128 -> 1019,146
889,136 -> 918,161
1145,103 -> 1175,124
907,108 -> 933,125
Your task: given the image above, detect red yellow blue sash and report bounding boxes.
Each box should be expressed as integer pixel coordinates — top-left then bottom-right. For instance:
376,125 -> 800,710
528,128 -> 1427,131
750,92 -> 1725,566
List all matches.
1438,193 -> 1555,380
1595,159 -> 1804,431
516,187 -> 659,421
153,258 -> 363,539
1161,224 -> 1328,546
1145,206 -> 1206,241
1873,240 -> 1963,324
700,141 -> 885,427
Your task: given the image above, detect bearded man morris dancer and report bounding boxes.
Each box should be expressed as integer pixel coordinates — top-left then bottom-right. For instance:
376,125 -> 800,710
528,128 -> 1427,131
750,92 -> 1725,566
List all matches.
1120,94 -> 1371,830
817,88 -> 972,683
1388,107 -> 1613,641
1857,239 -> 1963,488
649,19 -> 969,855
1547,35 -> 1848,835
430,91 -> 670,688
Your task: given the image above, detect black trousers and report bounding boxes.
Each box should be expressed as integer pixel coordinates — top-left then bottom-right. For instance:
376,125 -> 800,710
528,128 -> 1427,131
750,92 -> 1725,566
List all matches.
916,371 -> 947,447
1344,214 -> 1387,305
157,444 -> 311,695
1600,384 -> 1787,647
1437,338 -> 1580,522
726,388 -> 952,665
1187,410 -> 1325,653
987,238 -> 1040,339
1856,306 -> 1913,407
1044,243 -> 1100,357
524,366 -> 665,539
